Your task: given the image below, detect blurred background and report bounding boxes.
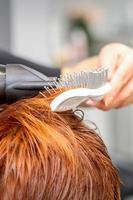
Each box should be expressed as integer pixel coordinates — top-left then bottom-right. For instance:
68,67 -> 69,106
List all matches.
0,0 -> 133,199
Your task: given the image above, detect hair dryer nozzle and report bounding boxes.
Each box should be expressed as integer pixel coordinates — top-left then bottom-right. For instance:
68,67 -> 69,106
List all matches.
0,64 -> 56,104
0,65 -> 6,103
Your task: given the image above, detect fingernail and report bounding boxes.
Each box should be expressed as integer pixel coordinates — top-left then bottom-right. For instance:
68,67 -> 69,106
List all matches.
105,97 -> 113,106
87,100 -> 97,106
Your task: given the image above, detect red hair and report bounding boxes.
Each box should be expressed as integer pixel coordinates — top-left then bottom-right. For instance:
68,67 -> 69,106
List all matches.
0,91 -> 120,200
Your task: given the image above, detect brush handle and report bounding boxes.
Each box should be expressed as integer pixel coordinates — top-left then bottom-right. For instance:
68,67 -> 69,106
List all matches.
50,83 -> 111,112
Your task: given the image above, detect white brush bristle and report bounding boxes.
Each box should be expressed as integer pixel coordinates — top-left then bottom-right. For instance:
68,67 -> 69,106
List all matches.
43,67 -> 110,112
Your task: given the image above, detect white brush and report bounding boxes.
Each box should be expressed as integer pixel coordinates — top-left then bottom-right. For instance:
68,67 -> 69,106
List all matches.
48,68 -> 111,112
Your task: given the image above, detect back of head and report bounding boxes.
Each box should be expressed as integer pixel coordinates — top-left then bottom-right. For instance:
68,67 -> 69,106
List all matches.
0,92 -> 120,200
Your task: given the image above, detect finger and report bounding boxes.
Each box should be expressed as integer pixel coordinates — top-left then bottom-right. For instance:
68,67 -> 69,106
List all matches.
104,57 -> 133,106
99,43 -> 130,79
86,100 -> 110,111
115,94 -> 133,108
92,77 -> 133,110
111,77 -> 133,108
86,99 -> 99,106
99,47 -> 118,80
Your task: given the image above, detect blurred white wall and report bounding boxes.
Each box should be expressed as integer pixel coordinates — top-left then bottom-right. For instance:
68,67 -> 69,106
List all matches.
11,0 -> 65,65
115,106 -> 133,157
0,0 -> 11,51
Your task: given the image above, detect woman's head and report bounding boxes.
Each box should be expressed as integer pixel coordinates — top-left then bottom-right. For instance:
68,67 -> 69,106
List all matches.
0,92 -> 120,200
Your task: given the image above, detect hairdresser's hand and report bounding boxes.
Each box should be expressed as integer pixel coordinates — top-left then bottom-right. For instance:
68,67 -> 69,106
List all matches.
87,43 -> 133,110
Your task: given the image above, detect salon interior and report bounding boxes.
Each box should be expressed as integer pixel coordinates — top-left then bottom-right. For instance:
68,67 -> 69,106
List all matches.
0,0 -> 133,199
